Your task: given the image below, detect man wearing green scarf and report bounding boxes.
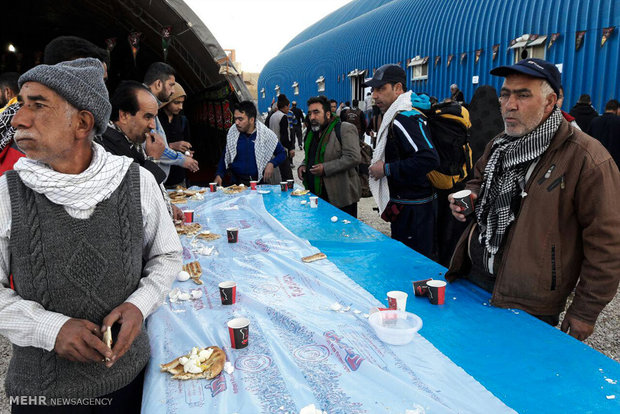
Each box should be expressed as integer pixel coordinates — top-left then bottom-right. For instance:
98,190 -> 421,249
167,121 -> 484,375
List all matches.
297,96 -> 361,217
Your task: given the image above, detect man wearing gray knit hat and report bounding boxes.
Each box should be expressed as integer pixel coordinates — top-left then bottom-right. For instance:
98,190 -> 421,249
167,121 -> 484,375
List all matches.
0,57 -> 182,411
18,57 -> 111,135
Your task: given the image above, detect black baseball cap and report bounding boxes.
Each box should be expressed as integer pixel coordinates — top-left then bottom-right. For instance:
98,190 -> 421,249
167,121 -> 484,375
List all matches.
490,58 -> 561,96
362,64 -> 407,88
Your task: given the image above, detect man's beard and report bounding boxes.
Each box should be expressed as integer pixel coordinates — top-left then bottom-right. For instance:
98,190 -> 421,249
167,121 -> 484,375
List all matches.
311,124 -> 320,132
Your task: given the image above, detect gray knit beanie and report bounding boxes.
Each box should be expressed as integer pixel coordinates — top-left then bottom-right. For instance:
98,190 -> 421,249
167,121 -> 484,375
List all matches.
18,58 -> 111,135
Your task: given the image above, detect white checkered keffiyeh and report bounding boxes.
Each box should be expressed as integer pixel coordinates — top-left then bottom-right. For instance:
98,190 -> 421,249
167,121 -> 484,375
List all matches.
0,103 -> 19,152
476,108 -> 563,265
370,91 -> 414,214
13,142 -> 133,211
225,121 -> 278,182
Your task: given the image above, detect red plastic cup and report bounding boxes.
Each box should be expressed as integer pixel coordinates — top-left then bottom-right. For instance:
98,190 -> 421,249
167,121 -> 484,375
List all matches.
209,182 -> 217,192
219,281 -> 236,305
453,189 -> 475,216
413,278 -> 433,296
228,317 -> 249,349
280,182 -> 288,192
427,280 -> 447,305
183,209 -> 194,223
250,181 -> 258,190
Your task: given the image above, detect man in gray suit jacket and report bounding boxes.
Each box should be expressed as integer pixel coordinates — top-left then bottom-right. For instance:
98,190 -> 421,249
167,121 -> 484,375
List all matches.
298,96 -> 361,217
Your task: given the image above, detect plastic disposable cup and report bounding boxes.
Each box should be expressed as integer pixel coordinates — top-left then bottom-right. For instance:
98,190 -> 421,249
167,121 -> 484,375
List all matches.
413,278 -> 433,296
453,189 -> 474,215
427,280 -> 447,305
183,209 -> 194,223
228,317 -> 250,349
226,228 -> 239,243
287,179 -> 294,190
219,281 -> 236,305
250,181 -> 258,190
209,182 -> 217,192
280,182 -> 288,192
309,196 -> 318,208
387,291 -> 408,311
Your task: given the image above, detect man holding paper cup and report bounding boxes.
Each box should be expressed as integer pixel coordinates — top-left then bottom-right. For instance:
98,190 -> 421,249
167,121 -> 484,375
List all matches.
447,58 -> 620,341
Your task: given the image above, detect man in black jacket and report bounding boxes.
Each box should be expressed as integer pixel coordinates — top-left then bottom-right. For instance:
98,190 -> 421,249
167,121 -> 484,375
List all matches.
588,99 -> 620,167
366,64 -> 440,257
101,81 -> 166,184
101,81 -> 184,221
569,94 -> 599,131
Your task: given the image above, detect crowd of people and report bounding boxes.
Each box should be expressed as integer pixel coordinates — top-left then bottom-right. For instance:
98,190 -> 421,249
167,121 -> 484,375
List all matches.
0,32 -> 619,411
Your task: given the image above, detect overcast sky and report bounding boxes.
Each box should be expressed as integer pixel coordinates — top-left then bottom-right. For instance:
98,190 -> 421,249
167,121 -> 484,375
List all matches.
185,0 -> 352,73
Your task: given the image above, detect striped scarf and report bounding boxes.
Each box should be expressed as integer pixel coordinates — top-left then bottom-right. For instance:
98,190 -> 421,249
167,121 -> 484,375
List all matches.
476,108 -> 562,265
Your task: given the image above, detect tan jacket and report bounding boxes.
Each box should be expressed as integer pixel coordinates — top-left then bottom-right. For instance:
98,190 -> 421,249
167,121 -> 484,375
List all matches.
447,120 -> 620,325
302,122 -> 361,207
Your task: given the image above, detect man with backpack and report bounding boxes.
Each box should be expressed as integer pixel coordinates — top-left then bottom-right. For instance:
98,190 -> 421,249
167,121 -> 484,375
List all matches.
341,99 -> 373,198
366,64 -> 439,258
340,99 -> 367,140
297,96 -> 361,217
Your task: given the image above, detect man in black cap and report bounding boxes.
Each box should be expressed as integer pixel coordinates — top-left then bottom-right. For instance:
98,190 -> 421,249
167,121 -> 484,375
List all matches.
365,64 -> 439,258
447,58 -> 620,341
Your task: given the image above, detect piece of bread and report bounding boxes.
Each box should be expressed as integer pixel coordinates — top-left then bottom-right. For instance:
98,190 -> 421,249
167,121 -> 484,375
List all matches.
223,185 -> 246,194
160,346 -> 226,380
196,232 -> 220,241
183,261 -> 202,278
302,252 -> 327,263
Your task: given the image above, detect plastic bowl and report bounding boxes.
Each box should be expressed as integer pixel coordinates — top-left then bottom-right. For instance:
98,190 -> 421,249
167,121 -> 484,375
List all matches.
368,310 -> 423,345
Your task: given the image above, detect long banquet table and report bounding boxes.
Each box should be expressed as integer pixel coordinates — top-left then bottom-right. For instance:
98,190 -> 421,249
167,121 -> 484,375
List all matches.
142,185 -> 620,413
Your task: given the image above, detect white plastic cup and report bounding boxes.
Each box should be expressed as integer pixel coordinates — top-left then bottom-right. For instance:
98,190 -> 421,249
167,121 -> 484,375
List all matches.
309,196 -> 319,208
387,290 -> 408,311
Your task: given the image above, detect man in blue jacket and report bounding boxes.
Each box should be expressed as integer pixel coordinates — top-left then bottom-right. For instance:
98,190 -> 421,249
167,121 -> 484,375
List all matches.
215,101 -> 286,186
366,64 -> 439,257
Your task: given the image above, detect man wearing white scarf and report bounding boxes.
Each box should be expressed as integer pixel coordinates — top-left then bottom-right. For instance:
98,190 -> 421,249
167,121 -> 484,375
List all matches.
215,101 -> 286,186
366,64 -> 439,258
0,58 -> 181,411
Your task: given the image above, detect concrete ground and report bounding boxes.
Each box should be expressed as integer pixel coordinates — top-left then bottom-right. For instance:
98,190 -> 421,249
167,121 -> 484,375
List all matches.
0,148 -> 618,411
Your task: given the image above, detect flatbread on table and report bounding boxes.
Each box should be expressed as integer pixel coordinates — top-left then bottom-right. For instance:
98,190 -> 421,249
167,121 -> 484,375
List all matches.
160,346 -> 226,380
183,261 -> 203,284
302,252 -> 327,263
222,185 -> 247,194
196,232 -> 221,241
176,223 -> 202,235
291,189 -> 310,196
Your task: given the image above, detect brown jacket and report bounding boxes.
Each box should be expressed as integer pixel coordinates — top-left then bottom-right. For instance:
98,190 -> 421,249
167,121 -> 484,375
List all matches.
447,119 -> 620,325
302,122 -> 361,207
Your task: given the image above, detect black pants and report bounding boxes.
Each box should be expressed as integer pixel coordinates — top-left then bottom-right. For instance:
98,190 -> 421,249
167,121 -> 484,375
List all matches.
294,126 -> 303,148
12,369 -> 145,414
391,201 -> 435,259
279,157 -> 293,181
435,186 -> 468,267
338,202 -> 358,218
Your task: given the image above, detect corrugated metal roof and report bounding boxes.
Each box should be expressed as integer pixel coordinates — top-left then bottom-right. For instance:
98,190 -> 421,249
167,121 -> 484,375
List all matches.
260,0 -> 619,114
280,0 -> 395,52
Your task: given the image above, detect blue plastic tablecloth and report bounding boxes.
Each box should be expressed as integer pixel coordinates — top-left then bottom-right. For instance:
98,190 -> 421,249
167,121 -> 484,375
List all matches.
142,186 -> 620,413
